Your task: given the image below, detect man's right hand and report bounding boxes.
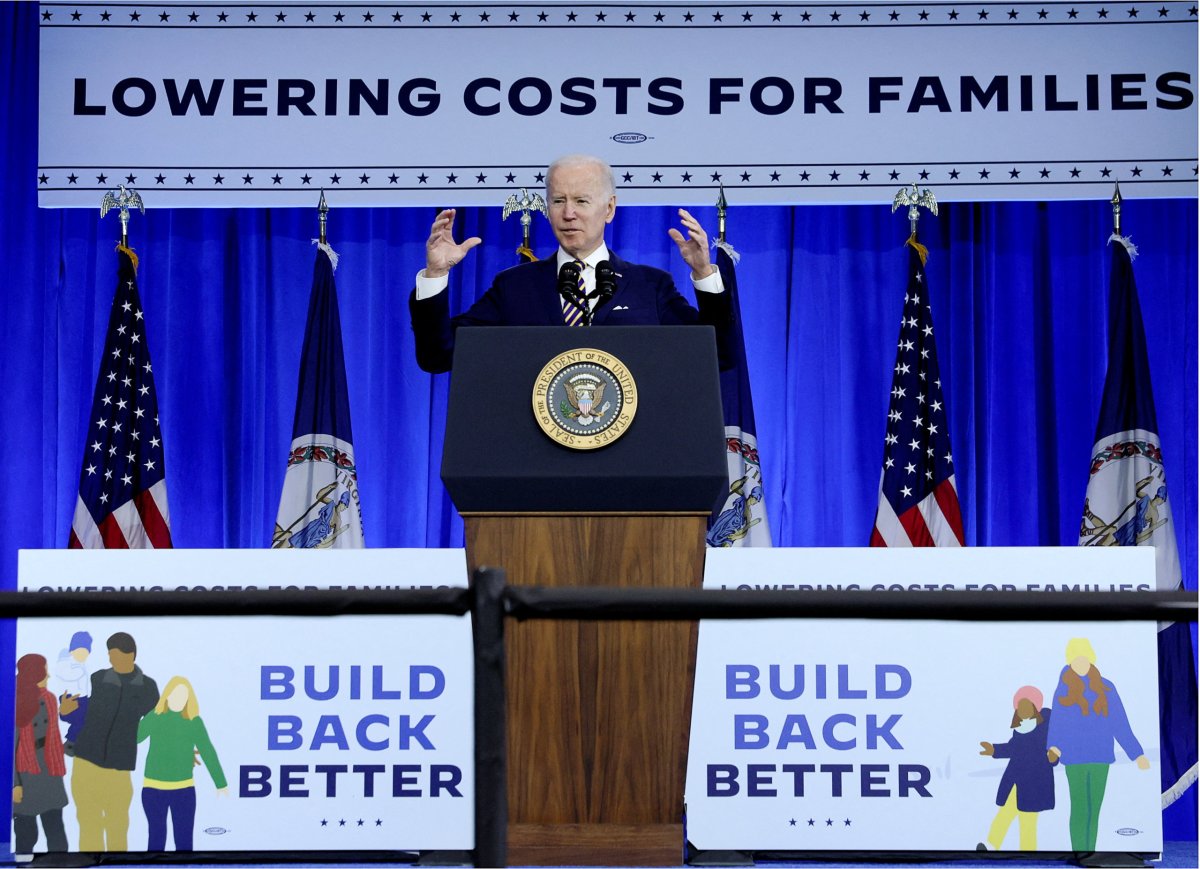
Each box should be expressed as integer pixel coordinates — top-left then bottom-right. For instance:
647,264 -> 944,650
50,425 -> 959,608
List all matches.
425,208 -> 481,278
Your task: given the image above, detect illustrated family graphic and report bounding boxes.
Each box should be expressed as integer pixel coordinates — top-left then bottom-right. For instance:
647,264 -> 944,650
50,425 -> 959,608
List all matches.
977,638 -> 1152,853
13,630 -> 226,854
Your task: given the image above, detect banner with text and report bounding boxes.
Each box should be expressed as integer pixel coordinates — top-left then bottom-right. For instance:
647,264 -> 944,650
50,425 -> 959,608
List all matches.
15,549 -> 473,855
38,2 -> 1197,207
685,547 -> 1163,853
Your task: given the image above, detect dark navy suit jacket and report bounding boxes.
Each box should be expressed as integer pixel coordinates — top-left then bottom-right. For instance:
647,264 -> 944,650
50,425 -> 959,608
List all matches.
409,252 -> 732,373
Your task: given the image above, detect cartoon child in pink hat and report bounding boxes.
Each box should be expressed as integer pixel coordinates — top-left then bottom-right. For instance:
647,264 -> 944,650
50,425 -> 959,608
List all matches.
978,685 -> 1057,851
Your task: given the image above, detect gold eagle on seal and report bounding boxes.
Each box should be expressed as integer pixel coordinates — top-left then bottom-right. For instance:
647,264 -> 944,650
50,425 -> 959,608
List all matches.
562,373 -> 608,425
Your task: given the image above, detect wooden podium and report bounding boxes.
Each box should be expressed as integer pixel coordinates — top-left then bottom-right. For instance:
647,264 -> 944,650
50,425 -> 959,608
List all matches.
443,328 -> 728,866
464,512 -> 706,865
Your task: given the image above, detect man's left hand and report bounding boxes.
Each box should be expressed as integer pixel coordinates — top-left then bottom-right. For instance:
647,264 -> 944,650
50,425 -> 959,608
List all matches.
668,208 -> 715,280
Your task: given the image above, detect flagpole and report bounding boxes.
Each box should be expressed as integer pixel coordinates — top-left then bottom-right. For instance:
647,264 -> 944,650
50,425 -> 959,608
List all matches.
1111,181 -> 1123,237
891,182 -> 938,264
318,189 -> 329,245
716,184 -> 727,244
99,184 -> 145,264
502,187 -> 547,262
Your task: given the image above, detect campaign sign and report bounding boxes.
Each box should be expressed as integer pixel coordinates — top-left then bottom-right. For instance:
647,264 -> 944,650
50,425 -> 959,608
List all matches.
14,549 -> 473,855
685,547 -> 1163,853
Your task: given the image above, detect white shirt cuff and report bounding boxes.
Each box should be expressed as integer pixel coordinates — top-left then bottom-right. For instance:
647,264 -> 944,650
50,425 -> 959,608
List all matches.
415,270 -> 448,300
693,269 -> 724,295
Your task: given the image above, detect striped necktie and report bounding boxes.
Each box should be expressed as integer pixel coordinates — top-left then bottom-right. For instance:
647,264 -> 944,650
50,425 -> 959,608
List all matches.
561,260 -> 585,326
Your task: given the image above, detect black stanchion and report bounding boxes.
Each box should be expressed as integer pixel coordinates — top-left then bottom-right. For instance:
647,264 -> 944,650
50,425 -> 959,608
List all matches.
471,567 -> 508,869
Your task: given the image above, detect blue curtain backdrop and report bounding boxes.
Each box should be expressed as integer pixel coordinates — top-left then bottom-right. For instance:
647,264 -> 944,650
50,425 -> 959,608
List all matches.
2,4 -> 1196,838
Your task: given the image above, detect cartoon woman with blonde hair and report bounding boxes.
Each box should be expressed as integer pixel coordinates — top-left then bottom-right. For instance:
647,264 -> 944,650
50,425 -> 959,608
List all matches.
137,676 -> 227,851
1045,638 -> 1150,852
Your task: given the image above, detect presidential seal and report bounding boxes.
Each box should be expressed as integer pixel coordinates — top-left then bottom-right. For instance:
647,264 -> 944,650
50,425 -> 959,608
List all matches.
532,348 -> 637,450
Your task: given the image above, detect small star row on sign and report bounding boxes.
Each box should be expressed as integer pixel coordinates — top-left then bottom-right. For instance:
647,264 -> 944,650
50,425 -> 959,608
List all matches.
41,6 -> 1200,26
318,817 -> 384,827
38,164 -> 1200,189
788,816 -> 855,827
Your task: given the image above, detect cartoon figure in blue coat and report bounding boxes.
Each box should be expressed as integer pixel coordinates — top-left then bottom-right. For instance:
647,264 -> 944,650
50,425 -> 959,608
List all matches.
978,685 -> 1056,851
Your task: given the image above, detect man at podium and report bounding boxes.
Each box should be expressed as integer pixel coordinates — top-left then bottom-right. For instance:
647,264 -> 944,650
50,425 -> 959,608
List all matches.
409,153 -> 732,373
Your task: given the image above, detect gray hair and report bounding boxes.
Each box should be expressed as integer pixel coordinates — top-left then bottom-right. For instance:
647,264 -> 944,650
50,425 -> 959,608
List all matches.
546,154 -> 616,199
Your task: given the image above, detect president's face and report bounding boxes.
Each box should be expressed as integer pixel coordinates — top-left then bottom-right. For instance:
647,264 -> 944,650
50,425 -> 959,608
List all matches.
547,162 -> 616,259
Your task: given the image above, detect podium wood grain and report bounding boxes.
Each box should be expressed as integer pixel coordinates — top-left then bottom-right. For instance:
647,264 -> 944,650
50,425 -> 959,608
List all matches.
464,512 -> 705,866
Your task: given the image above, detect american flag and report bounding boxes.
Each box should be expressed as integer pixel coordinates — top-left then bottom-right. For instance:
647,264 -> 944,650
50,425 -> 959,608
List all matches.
870,244 -> 964,547
68,249 -> 172,549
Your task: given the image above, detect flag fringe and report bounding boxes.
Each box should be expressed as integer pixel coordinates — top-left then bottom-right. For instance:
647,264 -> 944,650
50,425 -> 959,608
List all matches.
311,239 -> 340,271
905,233 -> 929,265
516,244 -> 538,262
1108,232 -> 1139,260
713,239 -> 741,264
1161,760 -> 1198,808
115,243 -> 139,274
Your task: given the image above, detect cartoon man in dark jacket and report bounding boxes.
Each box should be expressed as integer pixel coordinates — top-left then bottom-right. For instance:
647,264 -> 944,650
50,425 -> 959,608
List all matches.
60,631 -> 159,852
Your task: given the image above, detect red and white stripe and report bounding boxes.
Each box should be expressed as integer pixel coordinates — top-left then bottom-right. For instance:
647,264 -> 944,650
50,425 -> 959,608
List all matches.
871,476 -> 964,548
69,479 -> 172,549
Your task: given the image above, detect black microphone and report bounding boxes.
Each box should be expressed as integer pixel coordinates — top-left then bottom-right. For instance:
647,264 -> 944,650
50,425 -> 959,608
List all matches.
557,260 -> 585,316
593,260 -> 618,310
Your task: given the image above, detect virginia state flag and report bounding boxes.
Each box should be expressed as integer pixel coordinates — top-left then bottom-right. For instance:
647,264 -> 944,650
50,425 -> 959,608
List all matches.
272,246 -> 364,549
1078,237 -> 1196,806
706,244 -> 771,547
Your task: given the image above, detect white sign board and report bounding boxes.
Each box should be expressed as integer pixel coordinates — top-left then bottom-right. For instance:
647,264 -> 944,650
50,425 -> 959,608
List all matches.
37,2 -> 1197,206
686,547 -> 1163,853
15,549 -> 474,854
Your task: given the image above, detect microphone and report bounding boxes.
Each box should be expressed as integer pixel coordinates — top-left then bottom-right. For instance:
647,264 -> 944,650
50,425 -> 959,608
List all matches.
557,260 -> 586,317
593,260 -> 618,311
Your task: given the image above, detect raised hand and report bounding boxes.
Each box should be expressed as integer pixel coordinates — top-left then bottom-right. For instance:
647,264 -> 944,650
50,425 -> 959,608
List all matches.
425,208 -> 482,278
667,208 -> 716,280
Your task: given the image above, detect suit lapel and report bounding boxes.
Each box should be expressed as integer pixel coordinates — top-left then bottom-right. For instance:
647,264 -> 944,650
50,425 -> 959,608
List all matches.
527,257 -> 563,325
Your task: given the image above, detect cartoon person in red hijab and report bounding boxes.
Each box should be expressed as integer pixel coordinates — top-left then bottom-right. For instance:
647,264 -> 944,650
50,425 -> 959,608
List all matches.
12,653 -> 69,853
